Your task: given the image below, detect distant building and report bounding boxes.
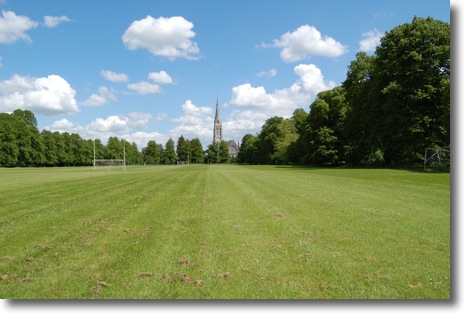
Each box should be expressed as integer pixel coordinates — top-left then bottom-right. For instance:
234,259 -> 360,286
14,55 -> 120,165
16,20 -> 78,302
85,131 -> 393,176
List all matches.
227,140 -> 239,158
213,98 -> 239,158
213,98 -> 222,144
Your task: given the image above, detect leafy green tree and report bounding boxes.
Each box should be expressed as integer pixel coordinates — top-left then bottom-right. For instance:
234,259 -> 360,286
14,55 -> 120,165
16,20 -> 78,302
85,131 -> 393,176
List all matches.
289,108 -> 309,164
125,141 -> 142,165
272,118 -> 298,164
371,16 -> 450,164
342,51 -> 377,164
256,116 -> 284,164
205,142 -> 219,163
306,87 -> 347,165
163,139 -> 177,164
41,130 -> 58,166
143,140 -> 161,164
189,138 -> 205,164
237,134 -> 257,164
219,140 -> 230,163
12,109 -> 38,128
106,137 -> 123,159
0,113 -> 20,167
176,135 -> 190,162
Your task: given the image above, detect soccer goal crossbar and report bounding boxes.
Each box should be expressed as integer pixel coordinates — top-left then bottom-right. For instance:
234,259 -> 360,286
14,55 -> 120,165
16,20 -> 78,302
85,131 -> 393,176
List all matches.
93,159 -> 126,170
424,147 -> 450,169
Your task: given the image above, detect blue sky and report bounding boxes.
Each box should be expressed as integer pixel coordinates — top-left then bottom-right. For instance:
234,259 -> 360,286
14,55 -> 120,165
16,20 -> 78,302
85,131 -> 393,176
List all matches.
0,0 -> 451,149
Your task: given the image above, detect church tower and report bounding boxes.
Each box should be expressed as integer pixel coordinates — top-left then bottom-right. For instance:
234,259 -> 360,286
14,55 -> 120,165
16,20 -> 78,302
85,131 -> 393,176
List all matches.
213,98 -> 222,144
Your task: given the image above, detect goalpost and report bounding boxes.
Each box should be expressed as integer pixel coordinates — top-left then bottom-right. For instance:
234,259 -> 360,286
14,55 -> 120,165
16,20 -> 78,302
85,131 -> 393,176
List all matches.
424,147 -> 450,169
93,139 -> 126,171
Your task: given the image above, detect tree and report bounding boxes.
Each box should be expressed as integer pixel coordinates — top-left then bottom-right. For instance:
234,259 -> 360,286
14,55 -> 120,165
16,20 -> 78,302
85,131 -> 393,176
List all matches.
306,87 -> 347,165
0,113 -> 20,167
342,52 -> 378,164
371,17 -> 450,164
189,138 -> 205,164
106,137 -> 123,159
219,140 -> 230,163
272,118 -> 298,164
237,134 -> 258,164
143,140 -> 161,165
176,135 -> 190,162
289,108 -> 309,164
163,139 -> 177,164
205,142 -> 219,164
12,109 -> 38,128
256,116 -> 284,164
41,130 -> 58,166
123,141 -> 141,165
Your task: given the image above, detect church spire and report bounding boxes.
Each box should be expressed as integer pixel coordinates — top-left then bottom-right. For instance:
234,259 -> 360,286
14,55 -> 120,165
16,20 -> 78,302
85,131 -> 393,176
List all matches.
213,98 -> 222,144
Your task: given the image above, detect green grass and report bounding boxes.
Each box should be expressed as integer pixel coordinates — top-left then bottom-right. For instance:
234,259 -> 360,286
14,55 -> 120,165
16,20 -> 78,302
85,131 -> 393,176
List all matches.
0,165 -> 450,299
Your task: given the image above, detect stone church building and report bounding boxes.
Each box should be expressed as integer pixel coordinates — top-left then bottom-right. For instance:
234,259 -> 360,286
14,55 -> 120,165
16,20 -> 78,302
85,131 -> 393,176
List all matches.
213,99 -> 239,158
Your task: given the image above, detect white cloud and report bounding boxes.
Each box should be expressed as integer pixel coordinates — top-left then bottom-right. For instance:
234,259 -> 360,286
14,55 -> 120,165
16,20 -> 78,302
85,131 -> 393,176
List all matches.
170,100 -> 214,144
155,113 -> 167,120
223,110 -> 269,140
127,112 -> 152,128
148,70 -> 173,84
127,81 -> 161,94
122,15 -> 200,60
230,63 -> 335,117
86,115 -> 129,135
124,131 -> 168,149
0,74 -> 79,116
101,70 -> 129,83
359,28 -> 384,52
256,68 -> 277,78
43,15 -> 71,28
48,113 -> 161,149
83,86 -> 117,107
0,10 -> 38,44
264,25 -> 348,62
51,118 -> 74,131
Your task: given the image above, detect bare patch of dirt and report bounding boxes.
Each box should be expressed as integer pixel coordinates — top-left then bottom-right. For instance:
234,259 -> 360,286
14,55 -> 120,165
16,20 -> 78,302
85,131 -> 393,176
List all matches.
408,282 -> 423,289
90,281 -> 111,294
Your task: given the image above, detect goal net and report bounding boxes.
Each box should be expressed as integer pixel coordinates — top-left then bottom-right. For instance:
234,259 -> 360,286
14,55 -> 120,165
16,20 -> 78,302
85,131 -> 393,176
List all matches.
93,159 -> 126,170
424,147 -> 450,169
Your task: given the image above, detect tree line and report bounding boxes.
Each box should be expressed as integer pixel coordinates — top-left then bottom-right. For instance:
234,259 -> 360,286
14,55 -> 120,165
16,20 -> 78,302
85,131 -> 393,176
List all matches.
0,109 -> 234,167
0,17 -> 450,168
237,17 -> 450,166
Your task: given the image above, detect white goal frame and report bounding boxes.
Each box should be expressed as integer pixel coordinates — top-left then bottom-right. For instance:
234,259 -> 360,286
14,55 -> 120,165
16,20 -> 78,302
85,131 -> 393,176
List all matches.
424,147 -> 450,169
93,139 -> 126,171
93,159 -> 126,168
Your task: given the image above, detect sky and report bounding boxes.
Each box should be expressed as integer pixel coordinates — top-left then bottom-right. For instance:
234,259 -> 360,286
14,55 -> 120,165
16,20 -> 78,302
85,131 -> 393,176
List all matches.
0,0 -> 451,150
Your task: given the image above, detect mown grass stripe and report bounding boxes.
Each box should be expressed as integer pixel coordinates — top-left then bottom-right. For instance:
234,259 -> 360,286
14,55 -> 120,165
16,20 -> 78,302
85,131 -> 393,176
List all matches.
0,165 -> 449,299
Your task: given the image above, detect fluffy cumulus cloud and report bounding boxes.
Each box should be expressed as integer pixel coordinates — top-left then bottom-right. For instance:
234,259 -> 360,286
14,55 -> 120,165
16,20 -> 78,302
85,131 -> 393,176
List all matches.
359,28 -> 384,52
122,15 -> 200,60
0,74 -> 79,116
48,112 -> 159,148
148,70 -> 173,84
223,110 -> 270,141
0,10 -> 39,44
230,63 -> 335,116
264,25 -> 348,62
124,131 -> 168,150
256,68 -> 277,78
86,115 -> 129,135
83,86 -> 117,107
170,100 -> 214,143
43,15 -> 71,28
50,118 -> 74,132
127,112 -> 153,128
101,70 -> 129,83
127,81 -> 161,94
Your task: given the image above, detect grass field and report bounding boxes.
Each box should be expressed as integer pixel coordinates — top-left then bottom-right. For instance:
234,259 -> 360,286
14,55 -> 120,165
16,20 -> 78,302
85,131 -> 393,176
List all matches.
0,165 -> 450,299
